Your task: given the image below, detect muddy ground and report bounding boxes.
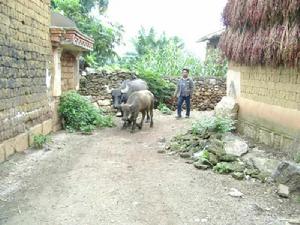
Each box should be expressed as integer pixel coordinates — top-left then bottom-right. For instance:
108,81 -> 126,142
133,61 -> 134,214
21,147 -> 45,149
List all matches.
0,111 -> 299,225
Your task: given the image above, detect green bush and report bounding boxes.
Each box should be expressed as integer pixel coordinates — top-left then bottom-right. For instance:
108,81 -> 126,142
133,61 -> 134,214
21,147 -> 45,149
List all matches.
213,162 -> 232,174
59,91 -> 114,132
158,103 -> 172,115
33,134 -> 50,149
192,115 -> 216,135
214,115 -> 236,133
136,70 -> 175,106
192,115 -> 235,135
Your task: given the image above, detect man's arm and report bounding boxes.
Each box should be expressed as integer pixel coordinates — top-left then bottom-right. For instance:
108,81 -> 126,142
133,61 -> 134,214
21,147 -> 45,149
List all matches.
189,78 -> 194,96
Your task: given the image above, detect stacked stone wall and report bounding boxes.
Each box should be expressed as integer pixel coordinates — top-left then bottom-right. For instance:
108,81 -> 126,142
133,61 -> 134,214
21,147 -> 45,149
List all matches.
79,71 -> 226,111
0,0 -> 52,162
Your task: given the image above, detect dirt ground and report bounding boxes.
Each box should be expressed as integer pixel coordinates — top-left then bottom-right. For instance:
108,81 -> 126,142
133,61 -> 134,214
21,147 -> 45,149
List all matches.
0,110 -> 299,225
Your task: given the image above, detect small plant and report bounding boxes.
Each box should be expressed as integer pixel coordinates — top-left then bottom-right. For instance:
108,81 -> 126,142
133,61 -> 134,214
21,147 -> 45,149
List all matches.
198,150 -> 214,167
158,103 -> 172,115
192,115 -> 235,135
213,162 -> 232,174
214,115 -> 236,133
59,91 -> 114,133
33,134 -> 50,149
192,115 -> 216,135
294,151 -> 300,164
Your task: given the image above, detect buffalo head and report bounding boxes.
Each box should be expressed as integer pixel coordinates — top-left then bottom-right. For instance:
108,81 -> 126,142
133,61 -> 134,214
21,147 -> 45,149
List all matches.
120,103 -> 133,122
105,84 -> 127,109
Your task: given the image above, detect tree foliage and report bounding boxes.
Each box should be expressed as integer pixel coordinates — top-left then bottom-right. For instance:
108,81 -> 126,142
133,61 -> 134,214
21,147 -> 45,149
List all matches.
131,27 -> 184,57
51,0 -> 123,66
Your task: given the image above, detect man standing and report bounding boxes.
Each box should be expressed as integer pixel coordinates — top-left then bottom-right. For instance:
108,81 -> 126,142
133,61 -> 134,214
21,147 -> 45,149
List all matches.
174,68 -> 194,118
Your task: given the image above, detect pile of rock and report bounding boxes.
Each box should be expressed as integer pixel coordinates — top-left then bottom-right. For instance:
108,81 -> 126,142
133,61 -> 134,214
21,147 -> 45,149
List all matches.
164,130 -> 270,182
192,78 -> 226,111
163,96 -> 300,198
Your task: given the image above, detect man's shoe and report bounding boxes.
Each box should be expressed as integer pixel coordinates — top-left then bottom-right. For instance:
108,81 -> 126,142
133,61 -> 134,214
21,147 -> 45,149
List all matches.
175,115 -> 182,119
185,115 -> 190,118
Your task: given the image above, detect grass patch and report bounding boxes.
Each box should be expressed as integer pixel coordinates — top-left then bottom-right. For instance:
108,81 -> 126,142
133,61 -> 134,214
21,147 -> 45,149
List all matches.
33,134 -> 51,149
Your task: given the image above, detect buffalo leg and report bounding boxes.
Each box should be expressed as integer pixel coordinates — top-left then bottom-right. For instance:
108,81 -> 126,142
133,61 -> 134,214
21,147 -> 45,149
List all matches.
122,121 -> 128,129
138,111 -> 146,129
131,114 -> 138,133
145,111 -> 150,123
150,102 -> 154,128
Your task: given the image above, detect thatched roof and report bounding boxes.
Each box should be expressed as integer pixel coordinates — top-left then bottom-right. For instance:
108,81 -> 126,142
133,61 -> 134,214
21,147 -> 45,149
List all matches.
219,0 -> 300,67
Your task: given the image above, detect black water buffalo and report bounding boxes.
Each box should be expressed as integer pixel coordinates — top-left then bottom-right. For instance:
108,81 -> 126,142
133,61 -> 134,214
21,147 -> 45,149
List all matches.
121,90 -> 154,133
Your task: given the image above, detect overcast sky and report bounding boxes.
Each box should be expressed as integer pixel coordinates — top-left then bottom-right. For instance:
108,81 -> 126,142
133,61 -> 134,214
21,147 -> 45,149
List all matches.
105,0 -> 227,60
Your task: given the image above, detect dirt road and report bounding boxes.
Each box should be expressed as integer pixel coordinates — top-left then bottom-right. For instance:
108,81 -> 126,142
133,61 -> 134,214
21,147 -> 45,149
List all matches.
0,111 -> 299,225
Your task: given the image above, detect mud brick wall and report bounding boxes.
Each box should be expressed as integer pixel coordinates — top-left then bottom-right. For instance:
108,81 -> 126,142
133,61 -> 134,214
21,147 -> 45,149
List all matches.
239,66 -> 300,110
79,71 -> 226,111
0,0 -> 52,144
229,64 -> 300,154
61,52 -> 75,92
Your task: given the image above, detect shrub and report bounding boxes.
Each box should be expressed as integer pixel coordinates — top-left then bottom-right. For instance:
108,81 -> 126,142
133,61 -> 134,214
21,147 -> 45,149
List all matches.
192,115 -> 216,135
214,115 -> 236,133
33,134 -> 50,149
213,162 -> 232,174
136,70 -> 175,107
59,91 -> 114,132
192,114 -> 235,135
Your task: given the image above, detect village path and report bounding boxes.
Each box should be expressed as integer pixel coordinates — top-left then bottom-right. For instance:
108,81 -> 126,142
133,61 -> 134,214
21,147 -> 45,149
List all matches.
0,111 -> 299,225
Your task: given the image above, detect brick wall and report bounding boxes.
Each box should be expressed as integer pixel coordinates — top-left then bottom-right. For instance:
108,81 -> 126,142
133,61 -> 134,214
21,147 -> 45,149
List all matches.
237,66 -> 300,110
229,64 -> 300,156
61,52 -> 75,92
0,0 -> 52,161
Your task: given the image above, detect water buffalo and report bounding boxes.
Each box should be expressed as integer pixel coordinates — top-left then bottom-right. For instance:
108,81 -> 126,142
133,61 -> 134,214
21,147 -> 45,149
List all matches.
121,90 -> 154,133
106,79 -> 149,117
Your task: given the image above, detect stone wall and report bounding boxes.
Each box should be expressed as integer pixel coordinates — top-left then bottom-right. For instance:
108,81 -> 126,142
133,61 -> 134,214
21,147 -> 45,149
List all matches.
0,0 -> 52,162
78,71 -> 226,111
228,64 -> 300,154
168,77 -> 226,111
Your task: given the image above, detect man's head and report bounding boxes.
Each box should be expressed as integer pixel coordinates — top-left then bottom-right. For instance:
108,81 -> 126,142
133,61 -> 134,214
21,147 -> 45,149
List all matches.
182,68 -> 189,78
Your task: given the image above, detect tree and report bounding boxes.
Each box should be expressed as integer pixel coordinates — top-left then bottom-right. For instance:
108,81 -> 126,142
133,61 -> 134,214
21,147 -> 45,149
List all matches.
130,27 -> 184,57
51,0 -> 123,66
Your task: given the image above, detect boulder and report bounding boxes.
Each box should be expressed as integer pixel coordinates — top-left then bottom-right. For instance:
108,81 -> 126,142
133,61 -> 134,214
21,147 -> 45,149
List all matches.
207,145 -> 225,157
207,152 -> 219,166
272,161 -> 300,192
180,152 -> 192,159
277,184 -> 289,198
214,96 -> 239,119
194,161 -> 210,170
232,172 -> 244,180
242,148 -> 281,175
219,154 -> 238,162
228,188 -> 244,198
223,133 -> 248,157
